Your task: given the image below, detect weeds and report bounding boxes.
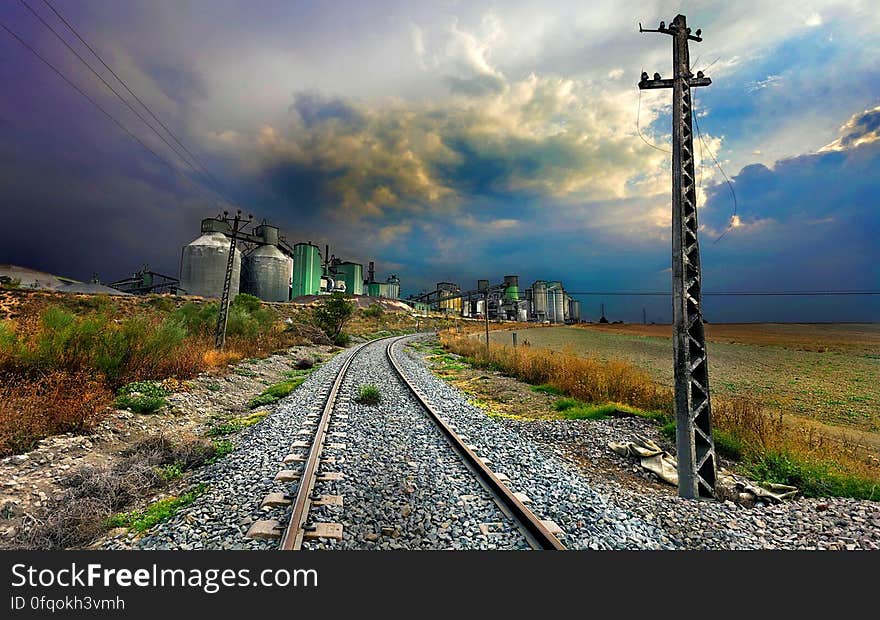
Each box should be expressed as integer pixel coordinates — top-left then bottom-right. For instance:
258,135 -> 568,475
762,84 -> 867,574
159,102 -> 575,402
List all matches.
115,380 -> 167,414
105,484 -> 207,532
247,378 -> 306,408
355,384 -> 381,406
206,411 -> 269,436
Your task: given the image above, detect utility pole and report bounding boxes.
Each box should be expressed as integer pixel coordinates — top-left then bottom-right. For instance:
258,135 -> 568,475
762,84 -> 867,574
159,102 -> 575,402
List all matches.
638,14 -> 717,499
479,280 -> 490,355
214,210 -> 253,349
643,307 -> 648,325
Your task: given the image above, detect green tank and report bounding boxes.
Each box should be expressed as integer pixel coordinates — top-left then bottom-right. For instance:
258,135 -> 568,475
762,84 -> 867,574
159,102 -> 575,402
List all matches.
334,262 -> 363,296
503,275 -> 520,301
367,282 -> 381,297
292,243 -> 321,297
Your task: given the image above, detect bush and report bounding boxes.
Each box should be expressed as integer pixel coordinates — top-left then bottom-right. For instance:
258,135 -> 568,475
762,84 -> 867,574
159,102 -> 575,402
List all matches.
0,371 -> 111,456
313,292 -> 354,342
355,384 -> 381,405
115,380 -> 168,414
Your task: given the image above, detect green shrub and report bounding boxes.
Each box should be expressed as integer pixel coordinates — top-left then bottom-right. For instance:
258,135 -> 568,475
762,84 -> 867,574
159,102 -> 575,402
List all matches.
208,440 -> 234,463
115,381 -> 167,414
355,384 -> 381,406
531,384 -> 565,396
247,393 -> 278,409
105,483 -> 207,532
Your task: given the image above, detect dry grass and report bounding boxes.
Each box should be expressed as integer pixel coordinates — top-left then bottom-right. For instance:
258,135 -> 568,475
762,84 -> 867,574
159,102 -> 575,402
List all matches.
441,331 -> 670,414
441,327 -> 880,499
0,295 -> 319,455
0,372 -> 112,456
16,434 -> 218,549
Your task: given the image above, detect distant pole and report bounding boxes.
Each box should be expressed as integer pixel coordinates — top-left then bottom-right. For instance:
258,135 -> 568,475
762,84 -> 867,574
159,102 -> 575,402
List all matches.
214,210 -> 252,349
643,307 -> 647,325
639,13 -> 717,499
484,291 -> 490,355
512,332 -> 517,348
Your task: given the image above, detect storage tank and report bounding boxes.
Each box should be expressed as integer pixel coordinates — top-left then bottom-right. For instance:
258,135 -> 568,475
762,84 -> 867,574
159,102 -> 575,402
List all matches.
243,244 -> 291,302
532,280 -> 547,320
386,275 -> 400,300
367,282 -> 381,297
569,298 -> 581,323
503,275 -> 520,301
477,279 -> 489,293
334,262 -> 363,296
180,231 -> 241,299
292,243 -> 322,297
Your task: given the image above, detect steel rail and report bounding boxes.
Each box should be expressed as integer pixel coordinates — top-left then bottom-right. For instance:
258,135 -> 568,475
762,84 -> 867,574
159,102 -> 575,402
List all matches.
385,337 -> 566,550
279,338 -> 377,550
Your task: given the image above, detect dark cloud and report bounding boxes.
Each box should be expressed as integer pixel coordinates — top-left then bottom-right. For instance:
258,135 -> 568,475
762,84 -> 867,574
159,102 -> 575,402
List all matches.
290,92 -> 363,127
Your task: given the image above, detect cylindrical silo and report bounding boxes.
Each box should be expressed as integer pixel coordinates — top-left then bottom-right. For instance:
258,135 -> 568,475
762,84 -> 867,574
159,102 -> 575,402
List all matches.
554,290 -> 565,324
532,280 -> 547,319
386,275 -> 400,300
335,262 -> 364,296
569,298 -> 581,323
292,243 -> 322,297
180,231 -> 241,299
243,244 -> 291,302
367,282 -> 381,297
503,275 -> 520,301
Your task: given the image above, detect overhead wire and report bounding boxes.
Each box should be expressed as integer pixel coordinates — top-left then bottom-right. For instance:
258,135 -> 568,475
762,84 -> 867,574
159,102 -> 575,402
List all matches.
636,68 -> 672,154
18,0 -> 201,172
691,88 -> 738,243
0,21 -> 172,170
38,0 -> 237,206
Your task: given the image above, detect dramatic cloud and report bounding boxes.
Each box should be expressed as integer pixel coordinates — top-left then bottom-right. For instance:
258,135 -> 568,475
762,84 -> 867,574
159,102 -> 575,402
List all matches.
0,0 -> 878,320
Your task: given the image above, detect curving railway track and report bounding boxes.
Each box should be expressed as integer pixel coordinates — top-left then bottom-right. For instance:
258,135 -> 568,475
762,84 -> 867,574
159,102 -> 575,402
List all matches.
247,335 -> 565,550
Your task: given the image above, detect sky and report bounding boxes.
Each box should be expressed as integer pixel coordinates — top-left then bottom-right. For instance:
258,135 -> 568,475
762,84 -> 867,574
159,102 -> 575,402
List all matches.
0,0 -> 878,322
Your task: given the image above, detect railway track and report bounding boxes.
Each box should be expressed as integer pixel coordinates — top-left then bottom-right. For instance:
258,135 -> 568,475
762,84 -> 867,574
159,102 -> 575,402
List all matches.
247,335 -> 565,550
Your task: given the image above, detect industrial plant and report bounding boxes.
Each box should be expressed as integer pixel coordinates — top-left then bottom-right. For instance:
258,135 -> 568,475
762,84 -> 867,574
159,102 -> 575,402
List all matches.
179,216 -> 583,323
178,216 -> 402,303
405,276 -> 581,324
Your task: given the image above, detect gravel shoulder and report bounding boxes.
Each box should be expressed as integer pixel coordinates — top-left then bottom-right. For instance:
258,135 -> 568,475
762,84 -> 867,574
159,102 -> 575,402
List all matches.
407,334 -> 880,550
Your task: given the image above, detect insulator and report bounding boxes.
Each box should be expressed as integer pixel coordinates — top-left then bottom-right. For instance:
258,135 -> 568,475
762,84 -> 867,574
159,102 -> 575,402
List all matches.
641,71 -> 649,81
697,71 -> 705,78
696,29 -> 702,36
659,21 -> 665,29
653,72 -> 661,81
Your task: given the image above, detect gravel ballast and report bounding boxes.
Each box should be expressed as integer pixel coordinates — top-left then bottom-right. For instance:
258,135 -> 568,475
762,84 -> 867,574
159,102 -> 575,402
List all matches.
104,334 -> 879,550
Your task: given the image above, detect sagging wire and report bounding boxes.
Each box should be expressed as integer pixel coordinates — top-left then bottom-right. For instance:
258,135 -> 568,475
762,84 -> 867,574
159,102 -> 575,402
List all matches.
692,90 -> 738,244
636,69 -> 672,154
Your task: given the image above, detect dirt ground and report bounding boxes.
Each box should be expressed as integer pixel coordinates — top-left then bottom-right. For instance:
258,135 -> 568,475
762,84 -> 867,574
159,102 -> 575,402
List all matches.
492,325 -> 880,436
0,344 -> 337,548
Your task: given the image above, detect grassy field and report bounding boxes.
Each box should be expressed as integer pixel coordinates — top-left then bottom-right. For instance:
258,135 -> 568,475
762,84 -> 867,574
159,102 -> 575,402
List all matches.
494,324 -> 880,434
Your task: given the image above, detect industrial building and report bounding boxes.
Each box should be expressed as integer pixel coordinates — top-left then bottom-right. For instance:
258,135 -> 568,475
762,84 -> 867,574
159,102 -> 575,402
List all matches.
405,276 -> 581,324
179,216 -> 401,303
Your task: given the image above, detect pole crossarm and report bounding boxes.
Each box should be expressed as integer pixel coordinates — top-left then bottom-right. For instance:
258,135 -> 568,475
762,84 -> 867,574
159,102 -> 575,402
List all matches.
637,13 -> 718,499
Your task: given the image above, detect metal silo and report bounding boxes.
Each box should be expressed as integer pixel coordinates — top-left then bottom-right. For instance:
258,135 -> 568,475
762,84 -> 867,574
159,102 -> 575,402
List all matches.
554,290 -> 566,324
503,275 -> 520,301
367,282 -> 381,297
386,275 -> 400,300
335,262 -> 364,296
243,247 -> 291,302
532,280 -> 547,320
569,298 -> 581,323
180,231 -> 241,299
292,243 -> 322,297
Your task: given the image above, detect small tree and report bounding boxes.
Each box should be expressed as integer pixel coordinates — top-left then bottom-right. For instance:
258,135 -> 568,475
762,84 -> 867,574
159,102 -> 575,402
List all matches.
313,292 -> 355,345
363,303 -> 385,330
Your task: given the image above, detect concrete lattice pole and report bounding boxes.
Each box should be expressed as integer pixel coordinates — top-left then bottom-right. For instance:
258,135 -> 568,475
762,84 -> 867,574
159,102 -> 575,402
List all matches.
639,14 -> 717,498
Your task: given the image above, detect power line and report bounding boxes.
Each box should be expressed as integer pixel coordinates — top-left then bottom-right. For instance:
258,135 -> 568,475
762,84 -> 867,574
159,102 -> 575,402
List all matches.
39,0 -> 236,206
0,21 -> 171,168
636,72 -> 672,154
565,291 -> 880,296
691,89 -> 738,244
18,1 -> 200,176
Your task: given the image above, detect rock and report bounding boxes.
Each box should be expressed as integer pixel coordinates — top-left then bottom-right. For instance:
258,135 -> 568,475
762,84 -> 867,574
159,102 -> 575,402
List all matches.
816,503 -> 829,512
